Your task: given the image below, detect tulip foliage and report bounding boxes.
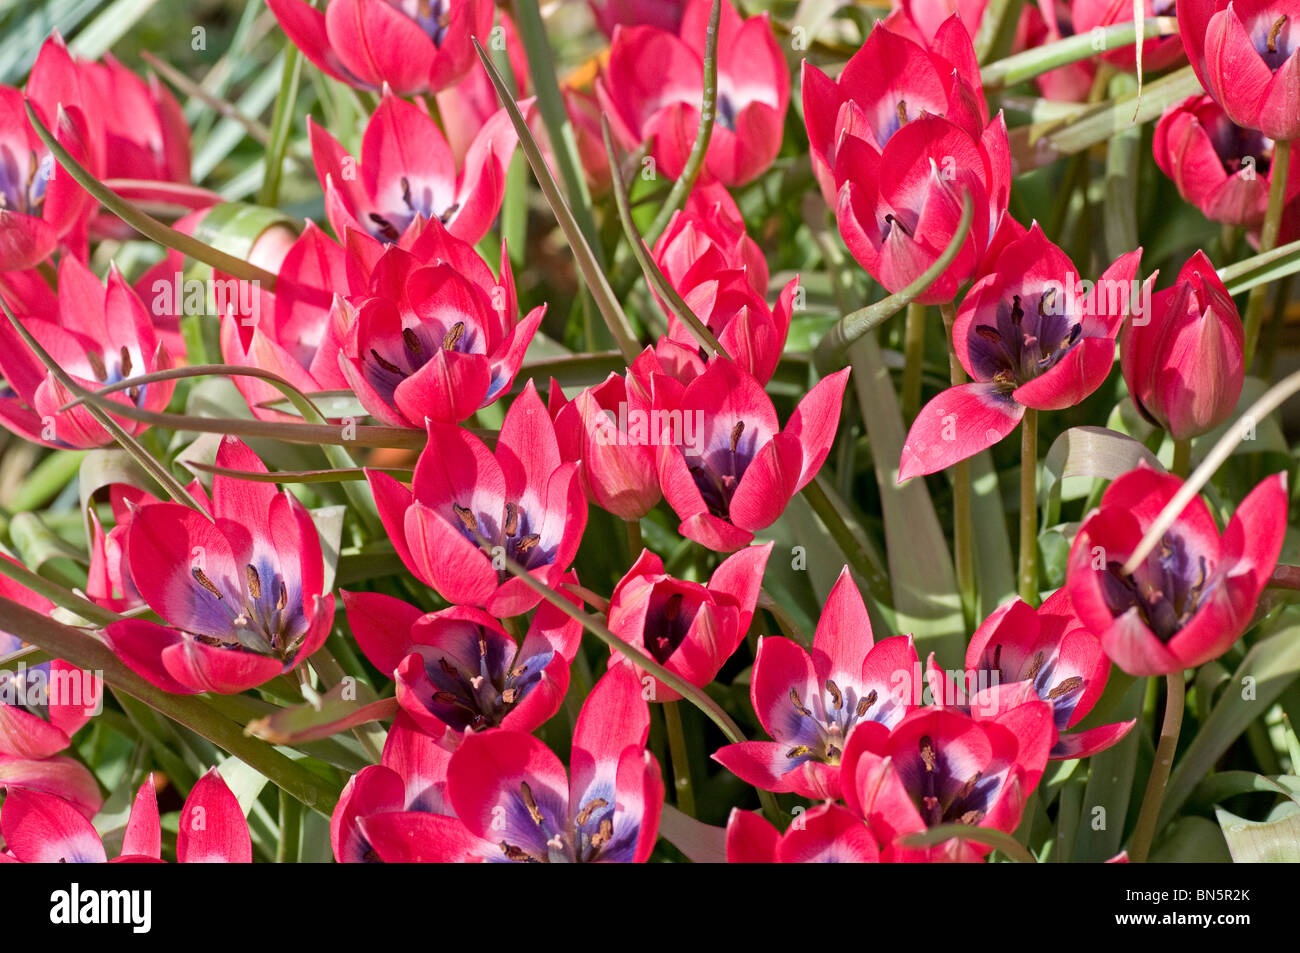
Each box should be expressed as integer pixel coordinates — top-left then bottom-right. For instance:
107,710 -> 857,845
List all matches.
4,0 -> 1300,868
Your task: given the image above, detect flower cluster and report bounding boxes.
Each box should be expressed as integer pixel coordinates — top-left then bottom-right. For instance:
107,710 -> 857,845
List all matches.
0,0 -> 1297,869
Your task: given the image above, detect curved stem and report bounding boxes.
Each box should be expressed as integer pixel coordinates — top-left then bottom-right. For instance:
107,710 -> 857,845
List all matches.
662,701 -> 696,818
1129,671 -> 1186,862
1243,138 -> 1291,370
1019,409 -> 1039,605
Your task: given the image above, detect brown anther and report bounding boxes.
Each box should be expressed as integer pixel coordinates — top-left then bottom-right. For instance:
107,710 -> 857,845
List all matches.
368,212 -> 400,242
453,503 -> 479,535
442,321 -> 466,351
1010,295 -> 1024,325
192,567 -> 223,599
1038,287 -> 1058,316
369,348 -> 403,375
825,744 -> 841,761
438,657 -> 459,679
402,327 -> 422,353
431,690 -> 462,705
729,420 -> 745,454
501,687 -> 520,705
515,533 -> 541,554
826,679 -> 844,711
439,201 -> 460,224
478,634 -> 488,658
1268,15 -> 1288,54
954,771 -> 982,803
119,346 -> 133,378
785,744 -> 812,758
1048,676 -> 1083,700
856,689 -> 877,718
591,818 -> 613,847
277,581 -> 287,611
1025,650 -> 1045,682
400,176 -> 413,209
86,350 -> 108,381
959,809 -> 985,825
499,841 -> 533,862
520,781 -> 544,825
974,325 -> 1003,343
245,565 -> 262,600
575,798 -> 609,826
503,501 -> 519,536
991,644 -> 1002,673
896,99 -> 909,128
920,735 -> 937,772
789,687 -> 812,717
127,386 -> 141,402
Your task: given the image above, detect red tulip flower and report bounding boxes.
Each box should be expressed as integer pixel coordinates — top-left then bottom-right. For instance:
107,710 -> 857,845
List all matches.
0,256 -> 180,449
549,372 -> 663,520
802,16 -> 988,208
900,223 -> 1145,480
714,567 -> 920,798
1,769 -> 250,863
1154,94 -> 1282,227
725,803 -> 881,863
841,703 -> 1055,861
606,544 -> 770,702
0,560 -> 103,820
104,439 -> 335,694
652,359 -> 850,551
217,221 -> 350,420
338,217 -> 544,426
834,113 -> 1013,304
332,713 -> 457,863
652,180 -> 792,384
360,665 -> 664,863
1121,251 -> 1244,440
1067,466 -> 1287,676
1179,0 -> 1300,141
929,589 -> 1136,759
27,35 -> 212,235
599,0 -> 789,186
0,89 -> 92,271
342,585 -> 582,736
369,381 -> 587,617
267,0 -> 495,95
309,88 -> 518,247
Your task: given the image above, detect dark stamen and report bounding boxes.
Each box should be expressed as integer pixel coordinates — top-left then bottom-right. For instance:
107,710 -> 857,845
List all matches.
245,565 -> 261,600
369,348 -> 403,375
192,567 -> 223,599
1268,15 -> 1287,54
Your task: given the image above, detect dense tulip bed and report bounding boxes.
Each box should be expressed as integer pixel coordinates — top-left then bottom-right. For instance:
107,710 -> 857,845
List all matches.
1,0 -> 1300,867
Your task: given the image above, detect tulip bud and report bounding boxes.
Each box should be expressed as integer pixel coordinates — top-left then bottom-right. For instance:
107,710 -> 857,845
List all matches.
1120,251 -> 1244,440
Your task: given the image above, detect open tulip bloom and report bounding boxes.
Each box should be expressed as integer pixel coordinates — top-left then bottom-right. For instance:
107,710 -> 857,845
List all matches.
7,0 -> 1300,878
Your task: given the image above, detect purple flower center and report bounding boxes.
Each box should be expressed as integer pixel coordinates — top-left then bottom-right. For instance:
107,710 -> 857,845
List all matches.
970,291 -> 1082,390
1206,112 -> 1274,176
396,0 -> 451,47
368,176 -> 459,244
420,631 -> 550,731
1251,12 -> 1295,70
786,678 -> 896,767
189,560 -> 307,660
452,499 -> 556,579
909,734 -> 996,827
0,145 -> 51,217
688,418 -> 751,520
1100,531 -> 1214,642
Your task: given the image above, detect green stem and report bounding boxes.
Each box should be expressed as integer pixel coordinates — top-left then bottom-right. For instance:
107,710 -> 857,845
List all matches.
662,701 -> 696,818
941,302 -> 975,627
1171,437 -> 1192,480
276,788 -> 302,863
258,42 -> 304,207
1019,408 -> 1039,605
1243,138 -> 1291,371
1129,672 -> 1186,863
625,518 -> 643,563
901,301 -> 927,422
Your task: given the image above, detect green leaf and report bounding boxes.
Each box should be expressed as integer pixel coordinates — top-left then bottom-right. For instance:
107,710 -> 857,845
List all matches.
848,334 -> 964,660
1161,611 -> 1300,826
246,684 -> 398,746
901,822 -> 1036,861
1071,678 -> 1144,862
1215,807 -> 1300,862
